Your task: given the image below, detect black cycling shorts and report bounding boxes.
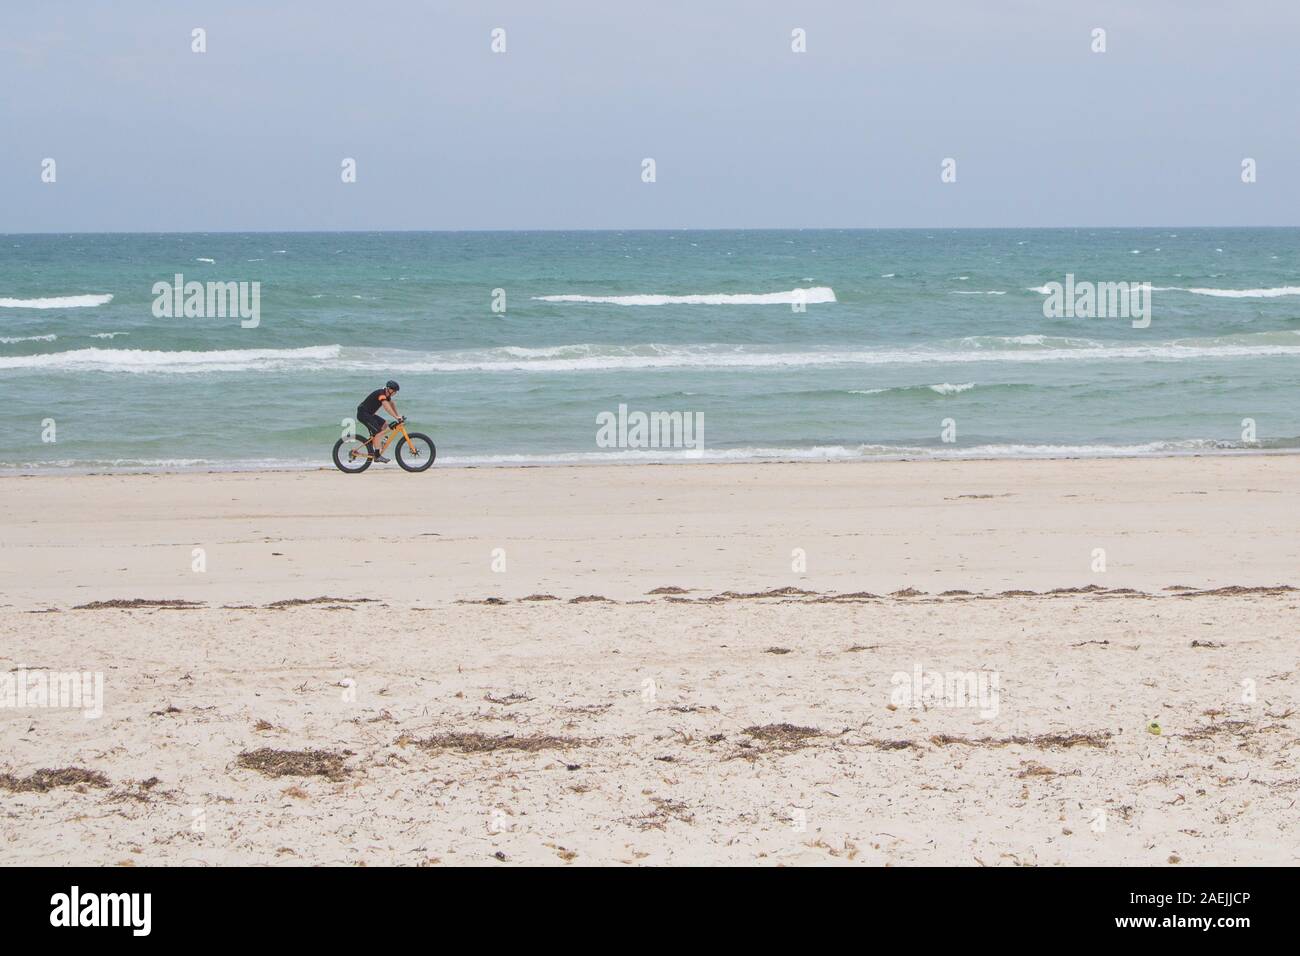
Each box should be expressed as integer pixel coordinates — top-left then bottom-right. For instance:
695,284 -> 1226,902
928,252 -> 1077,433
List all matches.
357,408 -> 386,438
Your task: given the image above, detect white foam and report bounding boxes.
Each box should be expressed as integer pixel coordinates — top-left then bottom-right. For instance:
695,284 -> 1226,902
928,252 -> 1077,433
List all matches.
0,334 -> 56,344
958,334 -> 1100,349
195,257 -> 215,263
9,440 -> 1289,475
7,332 -> 1299,376
0,294 -> 113,309
531,286 -> 836,306
1,457 -> 322,474
0,345 -> 340,373
1034,284 -> 1300,299
850,383 -> 977,396
929,382 -> 976,394
392,335 -> 1300,372
1173,286 -> 1300,298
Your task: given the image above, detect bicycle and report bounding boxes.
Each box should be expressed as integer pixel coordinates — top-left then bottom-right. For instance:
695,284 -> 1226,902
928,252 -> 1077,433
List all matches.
331,417 -> 436,474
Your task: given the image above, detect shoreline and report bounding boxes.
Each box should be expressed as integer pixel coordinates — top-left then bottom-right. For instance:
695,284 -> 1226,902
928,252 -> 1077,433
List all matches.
3,444 -> 1298,478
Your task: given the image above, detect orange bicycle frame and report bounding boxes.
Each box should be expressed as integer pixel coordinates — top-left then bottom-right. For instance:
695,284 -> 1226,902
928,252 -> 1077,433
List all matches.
374,420 -> 412,457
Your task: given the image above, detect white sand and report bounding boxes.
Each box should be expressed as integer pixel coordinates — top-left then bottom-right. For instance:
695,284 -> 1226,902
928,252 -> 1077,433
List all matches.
0,456 -> 1296,865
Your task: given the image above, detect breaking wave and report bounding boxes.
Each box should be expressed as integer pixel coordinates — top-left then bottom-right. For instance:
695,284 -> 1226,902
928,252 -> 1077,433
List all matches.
0,293 -> 113,309
5,331 -> 1298,374
531,287 -> 836,305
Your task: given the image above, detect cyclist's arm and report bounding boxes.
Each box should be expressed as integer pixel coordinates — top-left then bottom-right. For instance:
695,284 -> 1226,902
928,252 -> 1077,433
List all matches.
381,398 -> 399,419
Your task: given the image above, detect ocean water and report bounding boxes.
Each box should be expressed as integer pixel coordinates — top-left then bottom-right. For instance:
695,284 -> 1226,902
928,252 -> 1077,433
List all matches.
1,229 -> 1297,471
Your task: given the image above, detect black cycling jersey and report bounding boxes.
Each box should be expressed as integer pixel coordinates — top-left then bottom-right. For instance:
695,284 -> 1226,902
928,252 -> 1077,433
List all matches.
358,388 -> 388,415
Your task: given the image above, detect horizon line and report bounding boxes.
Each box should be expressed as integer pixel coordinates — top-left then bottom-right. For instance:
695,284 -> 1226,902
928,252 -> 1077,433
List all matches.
5,224 -> 1300,237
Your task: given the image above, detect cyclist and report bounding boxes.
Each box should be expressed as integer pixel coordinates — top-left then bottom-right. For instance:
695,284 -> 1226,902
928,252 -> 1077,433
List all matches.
356,380 -> 401,463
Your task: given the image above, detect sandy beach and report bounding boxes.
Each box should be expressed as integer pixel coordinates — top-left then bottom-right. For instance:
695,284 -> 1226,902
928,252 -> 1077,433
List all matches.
1,456 -> 1297,865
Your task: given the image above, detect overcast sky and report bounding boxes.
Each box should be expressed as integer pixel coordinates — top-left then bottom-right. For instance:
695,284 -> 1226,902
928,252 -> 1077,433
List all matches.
3,1 -> 1298,231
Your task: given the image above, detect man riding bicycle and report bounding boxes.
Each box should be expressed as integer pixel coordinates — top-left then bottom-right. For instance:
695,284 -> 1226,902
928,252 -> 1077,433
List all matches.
357,380 -> 401,463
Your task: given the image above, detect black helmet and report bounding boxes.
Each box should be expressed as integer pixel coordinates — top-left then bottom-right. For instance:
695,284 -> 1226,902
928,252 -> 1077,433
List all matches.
385,380 -> 400,393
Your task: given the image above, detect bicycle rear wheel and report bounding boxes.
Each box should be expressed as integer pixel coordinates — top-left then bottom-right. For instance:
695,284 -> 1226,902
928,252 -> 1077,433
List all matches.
395,433 -> 436,472
332,437 -> 373,473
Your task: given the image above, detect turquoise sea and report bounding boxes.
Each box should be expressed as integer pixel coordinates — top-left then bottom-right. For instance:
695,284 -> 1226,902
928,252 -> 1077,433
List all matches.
1,229 -> 1297,471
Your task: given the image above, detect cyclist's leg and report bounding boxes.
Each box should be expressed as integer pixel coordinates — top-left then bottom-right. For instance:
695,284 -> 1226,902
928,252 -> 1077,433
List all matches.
362,411 -> 390,458
356,410 -> 384,456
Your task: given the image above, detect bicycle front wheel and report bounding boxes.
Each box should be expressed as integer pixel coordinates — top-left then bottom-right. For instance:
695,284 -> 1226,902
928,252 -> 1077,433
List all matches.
395,433 -> 436,472
332,437 -> 373,474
